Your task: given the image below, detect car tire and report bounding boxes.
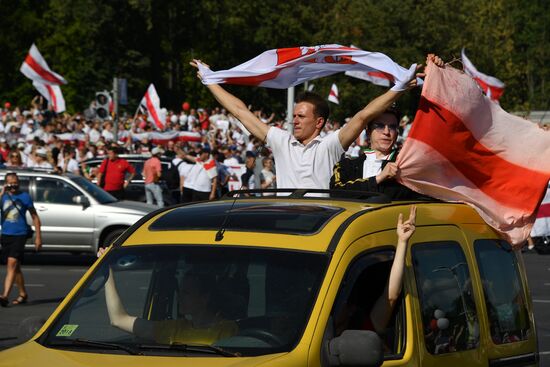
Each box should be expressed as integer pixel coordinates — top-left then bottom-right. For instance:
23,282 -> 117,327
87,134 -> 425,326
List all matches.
101,228 -> 128,248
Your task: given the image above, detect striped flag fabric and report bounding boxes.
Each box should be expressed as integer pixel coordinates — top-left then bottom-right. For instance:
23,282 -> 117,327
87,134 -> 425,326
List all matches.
32,81 -> 66,113
20,44 -> 67,86
140,84 -> 165,130
126,131 -> 202,144
531,184 -> 550,238
461,49 -> 505,102
197,44 -> 421,91
202,158 -> 218,179
328,83 -> 339,104
345,69 -> 393,87
397,62 -> 550,245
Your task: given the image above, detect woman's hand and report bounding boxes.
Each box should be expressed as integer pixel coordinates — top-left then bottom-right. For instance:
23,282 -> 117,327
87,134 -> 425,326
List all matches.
397,205 -> 416,242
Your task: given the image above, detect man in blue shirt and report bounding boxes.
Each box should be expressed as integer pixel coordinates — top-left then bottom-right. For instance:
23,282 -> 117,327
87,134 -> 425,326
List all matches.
0,172 -> 42,307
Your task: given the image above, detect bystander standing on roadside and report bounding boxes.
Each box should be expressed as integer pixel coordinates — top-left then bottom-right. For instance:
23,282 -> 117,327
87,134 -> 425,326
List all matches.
143,147 -> 164,207
96,145 -> 135,200
0,172 -> 42,307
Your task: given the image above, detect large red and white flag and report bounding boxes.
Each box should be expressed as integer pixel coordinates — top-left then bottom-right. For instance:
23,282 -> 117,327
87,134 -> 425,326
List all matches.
20,44 -> 67,86
531,184 -> 550,238
197,44 -> 421,90
32,81 -> 66,113
328,83 -> 339,104
140,84 -> 165,130
461,49 -> 505,102
397,62 -> 550,245
127,131 -> 202,144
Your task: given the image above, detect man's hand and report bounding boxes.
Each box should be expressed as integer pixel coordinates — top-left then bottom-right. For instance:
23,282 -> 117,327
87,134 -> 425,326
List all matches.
34,237 -> 42,251
190,59 -> 210,82
376,162 -> 398,184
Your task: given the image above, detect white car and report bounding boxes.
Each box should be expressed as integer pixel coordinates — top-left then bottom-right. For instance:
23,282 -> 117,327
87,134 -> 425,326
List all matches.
0,169 -> 156,254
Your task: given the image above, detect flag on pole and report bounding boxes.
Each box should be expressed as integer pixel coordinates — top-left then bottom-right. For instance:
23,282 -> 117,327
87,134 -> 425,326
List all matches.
197,44 -> 421,90
140,84 -> 165,130
20,44 -> 67,86
397,62 -> 550,245
328,83 -> 339,104
461,48 -> 505,102
32,81 -> 66,113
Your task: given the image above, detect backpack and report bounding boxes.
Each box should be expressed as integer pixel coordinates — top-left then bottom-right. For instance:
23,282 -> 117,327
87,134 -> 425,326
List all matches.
162,160 -> 184,190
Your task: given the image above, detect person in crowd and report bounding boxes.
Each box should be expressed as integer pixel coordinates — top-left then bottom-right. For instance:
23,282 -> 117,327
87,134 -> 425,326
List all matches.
335,206 -> 416,335
0,172 -> 42,307
28,147 -> 53,169
330,106 -> 423,199
260,156 -> 276,195
183,147 -> 218,201
240,151 -> 257,192
6,151 -> 24,168
96,144 -> 135,200
143,146 -> 164,207
59,147 -> 80,175
190,55 -> 443,191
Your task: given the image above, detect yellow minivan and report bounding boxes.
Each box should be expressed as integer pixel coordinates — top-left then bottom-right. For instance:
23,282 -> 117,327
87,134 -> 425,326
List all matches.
0,189 -> 539,366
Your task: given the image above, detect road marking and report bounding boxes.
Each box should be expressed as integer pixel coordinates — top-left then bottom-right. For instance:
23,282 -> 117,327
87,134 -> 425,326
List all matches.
25,284 -> 45,287
533,299 -> 550,303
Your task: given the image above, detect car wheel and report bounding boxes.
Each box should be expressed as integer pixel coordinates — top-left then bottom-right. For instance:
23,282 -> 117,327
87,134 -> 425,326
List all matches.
101,228 -> 128,248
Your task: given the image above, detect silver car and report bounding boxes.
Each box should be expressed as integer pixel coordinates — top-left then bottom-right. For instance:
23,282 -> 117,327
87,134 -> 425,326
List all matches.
0,169 -> 156,254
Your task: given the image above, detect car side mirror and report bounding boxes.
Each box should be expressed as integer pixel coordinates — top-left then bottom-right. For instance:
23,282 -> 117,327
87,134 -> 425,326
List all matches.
73,195 -> 90,209
326,330 -> 384,367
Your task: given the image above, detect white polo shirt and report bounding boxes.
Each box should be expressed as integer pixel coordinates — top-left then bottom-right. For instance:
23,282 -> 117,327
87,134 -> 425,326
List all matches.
266,127 -> 344,190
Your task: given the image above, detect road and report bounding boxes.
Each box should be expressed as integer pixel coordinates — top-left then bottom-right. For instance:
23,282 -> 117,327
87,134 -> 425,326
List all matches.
0,251 -> 549,365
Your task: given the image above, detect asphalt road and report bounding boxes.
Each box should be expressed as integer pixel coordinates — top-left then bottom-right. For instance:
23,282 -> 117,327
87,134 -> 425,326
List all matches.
0,251 -> 549,365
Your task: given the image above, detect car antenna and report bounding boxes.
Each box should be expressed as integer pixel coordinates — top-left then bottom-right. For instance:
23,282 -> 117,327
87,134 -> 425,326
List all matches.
215,147 -> 262,242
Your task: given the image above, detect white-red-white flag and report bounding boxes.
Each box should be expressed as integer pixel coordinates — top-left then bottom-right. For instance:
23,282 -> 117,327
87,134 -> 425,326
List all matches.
397,62 -> 550,245
202,158 -> 218,179
197,44 -> 421,91
461,48 -> 505,102
32,81 -> 66,113
20,44 -> 67,86
140,84 -> 165,130
328,83 -> 339,104
345,69 -> 394,87
531,183 -> 550,238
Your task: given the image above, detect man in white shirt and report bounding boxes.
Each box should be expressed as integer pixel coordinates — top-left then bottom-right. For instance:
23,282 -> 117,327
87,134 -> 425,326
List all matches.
184,147 -> 218,201
190,56 -> 439,191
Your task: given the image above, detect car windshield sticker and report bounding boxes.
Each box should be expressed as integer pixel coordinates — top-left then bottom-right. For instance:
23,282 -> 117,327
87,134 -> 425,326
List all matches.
56,324 -> 79,337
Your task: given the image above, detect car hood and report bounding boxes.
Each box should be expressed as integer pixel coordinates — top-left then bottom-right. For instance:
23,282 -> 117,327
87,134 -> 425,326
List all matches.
0,341 -> 287,367
101,200 -> 157,215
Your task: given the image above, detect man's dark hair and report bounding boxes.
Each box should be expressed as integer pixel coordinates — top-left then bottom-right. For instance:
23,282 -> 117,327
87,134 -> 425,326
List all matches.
296,92 -> 330,127
5,172 -> 18,182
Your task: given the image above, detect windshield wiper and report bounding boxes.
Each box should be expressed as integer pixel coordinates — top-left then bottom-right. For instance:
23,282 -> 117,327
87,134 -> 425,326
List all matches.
139,342 -> 240,357
48,338 -> 142,355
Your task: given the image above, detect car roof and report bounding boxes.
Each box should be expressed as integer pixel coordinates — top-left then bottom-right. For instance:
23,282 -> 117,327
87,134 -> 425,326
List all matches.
0,168 -> 79,179
118,189 -> 486,253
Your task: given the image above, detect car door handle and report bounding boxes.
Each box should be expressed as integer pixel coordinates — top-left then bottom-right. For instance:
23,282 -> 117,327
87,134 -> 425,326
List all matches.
36,206 -> 48,211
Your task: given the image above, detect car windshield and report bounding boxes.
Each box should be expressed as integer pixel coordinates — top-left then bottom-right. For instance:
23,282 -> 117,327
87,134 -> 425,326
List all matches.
40,245 -> 329,356
70,176 -> 117,204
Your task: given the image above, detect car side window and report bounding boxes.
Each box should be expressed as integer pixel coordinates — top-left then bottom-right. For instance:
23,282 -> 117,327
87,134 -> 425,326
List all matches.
412,242 -> 479,354
35,178 -> 81,205
330,250 -> 405,358
474,239 -> 530,344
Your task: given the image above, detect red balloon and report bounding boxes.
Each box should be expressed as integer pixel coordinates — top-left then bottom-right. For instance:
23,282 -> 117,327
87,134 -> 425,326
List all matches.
4,102 -> 11,109
182,102 -> 190,111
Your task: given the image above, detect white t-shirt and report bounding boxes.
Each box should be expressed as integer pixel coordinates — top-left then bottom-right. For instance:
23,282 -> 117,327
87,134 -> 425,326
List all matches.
266,127 -> 344,190
189,158 -> 218,193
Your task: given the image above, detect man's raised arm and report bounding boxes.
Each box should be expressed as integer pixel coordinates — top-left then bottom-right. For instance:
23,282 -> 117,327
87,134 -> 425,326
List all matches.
190,60 -> 269,142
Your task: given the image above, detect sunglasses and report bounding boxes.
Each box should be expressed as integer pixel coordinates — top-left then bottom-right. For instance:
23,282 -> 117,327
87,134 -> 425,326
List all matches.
371,122 -> 398,132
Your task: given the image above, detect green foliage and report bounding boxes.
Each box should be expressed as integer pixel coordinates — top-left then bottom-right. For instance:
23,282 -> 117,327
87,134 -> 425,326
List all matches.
1,0 -> 548,117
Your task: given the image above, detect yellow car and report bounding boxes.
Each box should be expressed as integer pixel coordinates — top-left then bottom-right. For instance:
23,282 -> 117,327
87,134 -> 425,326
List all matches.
0,190 -> 539,366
